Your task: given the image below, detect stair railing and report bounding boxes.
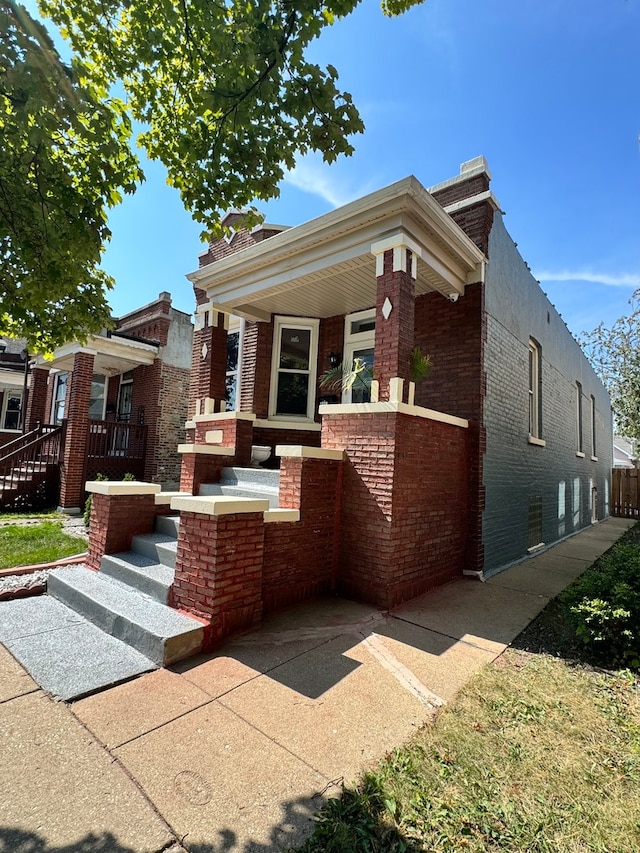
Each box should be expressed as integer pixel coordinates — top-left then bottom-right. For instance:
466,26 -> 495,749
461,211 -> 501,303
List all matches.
0,424 -> 64,508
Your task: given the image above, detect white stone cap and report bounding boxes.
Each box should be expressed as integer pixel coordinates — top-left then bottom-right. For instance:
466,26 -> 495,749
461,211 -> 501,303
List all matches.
86,481 -> 161,496
177,444 -> 236,455
264,509 -> 300,523
318,401 -> 469,429
192,411 -> 256,423
154,491 -> 188,505
170,495 -> 270,516
276,445 -> 345,460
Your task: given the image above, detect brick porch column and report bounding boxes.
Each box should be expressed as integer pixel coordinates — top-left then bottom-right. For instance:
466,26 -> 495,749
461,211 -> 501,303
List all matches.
371,236 -> 417,402
58,349 -> 94,513
169,495 -> 268,647
25,366 -> 49,431
189,296 -> 229,417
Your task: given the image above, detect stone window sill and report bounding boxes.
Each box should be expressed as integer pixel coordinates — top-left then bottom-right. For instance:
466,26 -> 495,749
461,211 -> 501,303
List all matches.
576,451 -> 585,458
528,435 -> 546,447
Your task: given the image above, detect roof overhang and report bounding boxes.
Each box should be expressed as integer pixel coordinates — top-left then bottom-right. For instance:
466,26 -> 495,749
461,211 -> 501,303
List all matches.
35,334 -> 158,375
187,176 -> 487,322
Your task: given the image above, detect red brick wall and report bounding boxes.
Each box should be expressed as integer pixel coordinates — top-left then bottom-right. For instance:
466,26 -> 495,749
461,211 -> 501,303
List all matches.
414,282 -> 486,572
130,361 -> 162,482
25,367 -> 49,430
115,293 -> 171,346
239,320 -> 273,417
375,250 -> 415,400
262,456 -> 341,611
87,492 -> 157,571
59,351 -> 93,510
322,410 -> 470,609
194,416 -> 253,468
155,362 -> 190,486
171,510 -> 264,645
431,175 -> 494,255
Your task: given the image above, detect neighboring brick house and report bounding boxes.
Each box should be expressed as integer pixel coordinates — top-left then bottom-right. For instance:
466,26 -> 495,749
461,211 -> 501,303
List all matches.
2,292 -> 192,512
86,157 -> 613,654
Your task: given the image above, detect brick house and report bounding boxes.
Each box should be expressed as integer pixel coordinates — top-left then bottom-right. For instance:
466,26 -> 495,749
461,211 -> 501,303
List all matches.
85,157 -> 613,654
0,292 -> 192,512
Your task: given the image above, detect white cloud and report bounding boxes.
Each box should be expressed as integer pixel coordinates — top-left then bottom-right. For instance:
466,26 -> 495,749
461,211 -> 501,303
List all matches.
284,157 -> 371,209
534,270 -> 640,288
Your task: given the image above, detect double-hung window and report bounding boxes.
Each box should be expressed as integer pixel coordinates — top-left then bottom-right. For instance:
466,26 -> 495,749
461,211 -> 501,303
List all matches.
270,317 -> 319,420
343,310 -> 375,403
528,339 -> 542,440
576,381 -> 584,455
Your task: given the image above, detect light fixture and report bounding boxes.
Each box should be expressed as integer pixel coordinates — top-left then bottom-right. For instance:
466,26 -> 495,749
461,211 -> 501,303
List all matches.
328,351 -> 341,368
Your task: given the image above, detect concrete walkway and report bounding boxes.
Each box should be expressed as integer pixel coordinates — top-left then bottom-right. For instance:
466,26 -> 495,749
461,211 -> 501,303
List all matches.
0,517 -> 633,853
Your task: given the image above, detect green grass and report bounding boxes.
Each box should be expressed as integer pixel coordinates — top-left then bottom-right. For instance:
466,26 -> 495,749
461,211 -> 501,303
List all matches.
0,521 -> 84,570
0,510 -> 61,522
293,526 -> 640,853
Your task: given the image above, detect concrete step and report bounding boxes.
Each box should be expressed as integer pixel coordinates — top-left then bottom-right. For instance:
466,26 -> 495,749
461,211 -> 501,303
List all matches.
199,481 -> 280,508
155,514 -> 180,538
100,552 -> 173,604
48,566 -> 203,666
220,466 -> 280,490
0,595 -> 157,701
131,532 -> 177,569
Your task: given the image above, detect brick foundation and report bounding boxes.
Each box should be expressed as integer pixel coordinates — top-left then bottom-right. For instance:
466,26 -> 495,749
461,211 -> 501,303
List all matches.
86,490 -> 158,571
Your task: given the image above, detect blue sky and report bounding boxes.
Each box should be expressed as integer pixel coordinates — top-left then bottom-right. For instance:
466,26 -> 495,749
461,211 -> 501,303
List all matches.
30,0 -> 640,339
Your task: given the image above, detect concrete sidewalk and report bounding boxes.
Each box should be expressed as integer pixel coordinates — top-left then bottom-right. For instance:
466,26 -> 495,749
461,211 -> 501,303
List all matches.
0,517 -> 633,853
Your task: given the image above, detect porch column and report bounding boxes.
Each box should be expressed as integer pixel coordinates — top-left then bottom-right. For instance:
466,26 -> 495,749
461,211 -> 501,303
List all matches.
190,297 -> 229,417
58,350 -> 95,513
372,236 -> 417,402
25,367 -> 49,431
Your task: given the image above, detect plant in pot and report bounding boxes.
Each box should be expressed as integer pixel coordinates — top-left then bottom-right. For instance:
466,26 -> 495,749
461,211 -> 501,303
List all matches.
319,346 -> 432,400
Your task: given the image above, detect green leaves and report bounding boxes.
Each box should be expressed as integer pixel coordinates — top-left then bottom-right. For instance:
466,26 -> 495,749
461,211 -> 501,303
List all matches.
39,0 -> 370,236
0,1 -> 142,352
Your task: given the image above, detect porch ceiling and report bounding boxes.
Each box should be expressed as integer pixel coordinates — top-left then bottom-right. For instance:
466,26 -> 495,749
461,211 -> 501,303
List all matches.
34,334 -> 158,376
188,176 -> 486,322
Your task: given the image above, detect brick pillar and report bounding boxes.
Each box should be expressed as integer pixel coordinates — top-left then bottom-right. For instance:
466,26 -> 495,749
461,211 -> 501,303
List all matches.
58,350 -> 94,513
25,367 -> 49,431
85,481 -> 160,571
239,320 -> 273,418
170,495 -> 268,647
373,245 -> 416,401
189,295 -> 229,417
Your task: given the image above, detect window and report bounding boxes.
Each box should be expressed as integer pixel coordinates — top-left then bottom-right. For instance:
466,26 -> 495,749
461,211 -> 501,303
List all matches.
343,310 -> 375,404
51,372 -> 68,425
576,381 -> 583,454
89,374 -> 107,420
226,331 -> 240,411
528,340 -> 541,439
1,389 -> 22,430
590,395 -> 597,458
117,371 -> 134,422
269,317 -> 319,419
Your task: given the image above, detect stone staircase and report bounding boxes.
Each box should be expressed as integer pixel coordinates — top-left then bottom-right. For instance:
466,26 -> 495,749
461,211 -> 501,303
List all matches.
199,466 -> 280,507
48,514 -> 203,670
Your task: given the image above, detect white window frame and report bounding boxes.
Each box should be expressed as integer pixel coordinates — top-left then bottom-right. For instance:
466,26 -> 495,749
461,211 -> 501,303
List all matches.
576,381 -> 584,456
342,309 -> 376,404
50,371 -> 68,425
0,387 -> 23,431
528,339 -> 542,441
269,316 -> 319,421
89,374 -> 108,421
590,395 -> 597,459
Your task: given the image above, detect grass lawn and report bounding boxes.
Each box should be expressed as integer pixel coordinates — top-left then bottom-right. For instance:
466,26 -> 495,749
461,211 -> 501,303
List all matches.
294,528 -> 640,853
0,521 -> 85,570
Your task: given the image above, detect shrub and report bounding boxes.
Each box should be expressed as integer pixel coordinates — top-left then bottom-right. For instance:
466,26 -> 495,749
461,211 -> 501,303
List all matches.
83,472 -> 135,528
560,543 -> 640,669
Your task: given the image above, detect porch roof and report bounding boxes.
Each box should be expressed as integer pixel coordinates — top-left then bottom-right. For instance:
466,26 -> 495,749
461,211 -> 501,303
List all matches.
34,333 -> 158,375
187,175 -> 487,322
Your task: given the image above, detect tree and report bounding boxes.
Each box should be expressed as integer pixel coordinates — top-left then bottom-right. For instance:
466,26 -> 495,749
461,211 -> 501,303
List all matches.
580,288 -> 640,443
39,0 -> 373,236
0,1 -> 142,352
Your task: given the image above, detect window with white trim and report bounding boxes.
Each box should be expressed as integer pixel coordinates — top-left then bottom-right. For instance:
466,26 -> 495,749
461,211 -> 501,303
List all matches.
528,339 -> 541,439
51,372 -> 68,425
269,317 -> 319,419
576,381 -> 583,454
343,309 -> 375,404
89,374 -> 107,420
1,389 -> 22,430
590,395 -> 596,457
226,331 -> 240,411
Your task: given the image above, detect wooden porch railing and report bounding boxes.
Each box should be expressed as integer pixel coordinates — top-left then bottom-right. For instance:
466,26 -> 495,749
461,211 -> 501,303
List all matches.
86,419 -> 148,481
0,424 -> 64,509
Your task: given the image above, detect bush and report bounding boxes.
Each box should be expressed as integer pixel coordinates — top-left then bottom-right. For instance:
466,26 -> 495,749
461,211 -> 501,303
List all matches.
560,543 -> 640,669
